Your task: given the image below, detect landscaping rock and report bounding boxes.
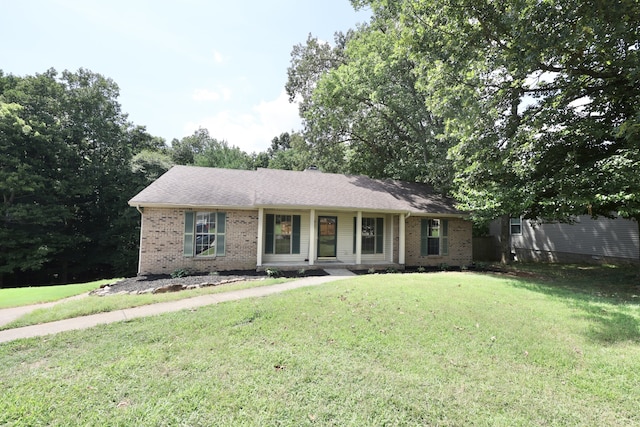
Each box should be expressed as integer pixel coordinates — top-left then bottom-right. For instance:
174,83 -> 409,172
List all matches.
153,284 -> 186,294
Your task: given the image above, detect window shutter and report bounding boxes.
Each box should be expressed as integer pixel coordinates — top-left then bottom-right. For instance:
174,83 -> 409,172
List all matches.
420,219 -> 428,256
183,211 -> 195,257
216,212 -> 226,256
265,214 -> 274,254
292,215 -> 301,254
375,217 -> 384,254
441,219 -> 449,256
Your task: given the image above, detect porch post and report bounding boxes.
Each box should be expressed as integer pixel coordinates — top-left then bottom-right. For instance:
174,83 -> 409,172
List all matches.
389,214 -> 394,263
308,209 -> 316,266
356,211 -> 362,265
399,213 -> 406,265
257,207 -> 264,267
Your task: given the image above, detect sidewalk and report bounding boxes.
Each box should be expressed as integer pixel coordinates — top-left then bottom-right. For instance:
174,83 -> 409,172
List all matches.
0,269 -> 355,344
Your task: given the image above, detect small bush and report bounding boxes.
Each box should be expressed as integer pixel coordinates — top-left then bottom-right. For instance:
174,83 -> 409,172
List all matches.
385,267 -> 398,274
297,268 -> 306,277
367,268 -> 377,274
171,268 -> 189,279
417,266 -> 426,273
266,268 -> 281,278
438,263 -> 449,271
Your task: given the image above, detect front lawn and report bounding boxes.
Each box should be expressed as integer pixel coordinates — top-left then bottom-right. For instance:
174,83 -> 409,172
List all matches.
1,278 -> 290,330
1,270 -> 638,425
0,279 -> 116,309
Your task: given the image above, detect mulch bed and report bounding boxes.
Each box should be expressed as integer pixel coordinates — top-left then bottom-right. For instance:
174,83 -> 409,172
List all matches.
92,269 -> 328,296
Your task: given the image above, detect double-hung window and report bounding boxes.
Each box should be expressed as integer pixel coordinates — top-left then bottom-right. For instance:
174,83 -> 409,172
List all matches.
510,217 -> 522,235
184,211 -> 226,257
420,219 -> 448,256
353,217 -> 384,254
265,214 -> 301,255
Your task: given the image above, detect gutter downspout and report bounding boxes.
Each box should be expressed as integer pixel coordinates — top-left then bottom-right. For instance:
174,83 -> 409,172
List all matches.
135,205 -> 144,276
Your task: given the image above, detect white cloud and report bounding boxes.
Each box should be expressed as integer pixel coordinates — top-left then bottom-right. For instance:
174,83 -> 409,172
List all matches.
184,90 -> 301,153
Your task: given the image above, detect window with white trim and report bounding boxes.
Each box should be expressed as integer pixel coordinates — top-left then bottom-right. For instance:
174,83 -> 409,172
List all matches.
265,214 -> 301,255
510,217 -> 522,235
183,211 -> 226,257
353,217 -> 384,254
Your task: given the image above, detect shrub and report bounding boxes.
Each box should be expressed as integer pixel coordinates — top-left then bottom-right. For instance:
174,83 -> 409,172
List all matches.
266,268 -> 281,278
171,268 -> 189,278
367,268 -> 377,274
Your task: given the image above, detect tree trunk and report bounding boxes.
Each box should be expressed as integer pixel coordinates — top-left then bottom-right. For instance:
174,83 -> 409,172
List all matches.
500,214 -> 511,264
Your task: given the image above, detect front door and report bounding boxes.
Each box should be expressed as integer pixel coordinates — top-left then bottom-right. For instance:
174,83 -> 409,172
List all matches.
318,216 -> 337,258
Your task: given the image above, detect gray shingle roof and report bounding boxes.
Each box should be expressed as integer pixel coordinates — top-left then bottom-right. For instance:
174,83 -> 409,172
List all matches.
129,165 -> 466,216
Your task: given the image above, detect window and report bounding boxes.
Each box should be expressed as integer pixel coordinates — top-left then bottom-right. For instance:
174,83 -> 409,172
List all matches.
420,219 -> 448,256
510,217 -> 522,235
184,211 -> 226,257
353,217 -> 384,254
265,214 -> 301,255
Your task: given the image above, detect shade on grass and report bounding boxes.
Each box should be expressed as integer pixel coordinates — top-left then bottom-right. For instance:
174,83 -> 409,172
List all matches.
0,272 -> 638,426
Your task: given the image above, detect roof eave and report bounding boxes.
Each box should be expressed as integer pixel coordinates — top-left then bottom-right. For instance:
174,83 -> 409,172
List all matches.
127,201 -> 257,210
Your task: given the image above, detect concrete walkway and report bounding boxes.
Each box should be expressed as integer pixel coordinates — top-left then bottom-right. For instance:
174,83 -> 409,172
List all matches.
0,269 -> 355,344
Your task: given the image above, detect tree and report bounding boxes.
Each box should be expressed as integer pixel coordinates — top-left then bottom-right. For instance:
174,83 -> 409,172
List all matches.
169,128 -> 209,165
0,100 -> 72,285
357,0 -> 640,261
287,23 -> 455,188
170,128 -> 253,170
0,68 -> 160,285
286,32 -> 354,174
267,132 -> 313,171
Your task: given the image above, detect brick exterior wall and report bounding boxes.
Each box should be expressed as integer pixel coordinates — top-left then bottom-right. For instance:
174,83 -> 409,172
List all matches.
138,208 -> 258,275
136,208 -> 473,274
405,217 -> 473,267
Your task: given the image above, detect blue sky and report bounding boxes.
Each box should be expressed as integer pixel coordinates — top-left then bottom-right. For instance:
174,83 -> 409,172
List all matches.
1,0 -> 370,153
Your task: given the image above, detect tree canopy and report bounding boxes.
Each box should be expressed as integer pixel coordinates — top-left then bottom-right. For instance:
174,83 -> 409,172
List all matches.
0,69 -> 161,285
355,0 -> 640,225
287,27 -> 455,187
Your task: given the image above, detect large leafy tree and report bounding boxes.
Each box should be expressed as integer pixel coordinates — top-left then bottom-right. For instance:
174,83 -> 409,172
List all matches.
287,22 -> 455,189
264,132 -> 313,171
0,69 -> 159,285
286,32 -> 353,173
356,0 -> 640,260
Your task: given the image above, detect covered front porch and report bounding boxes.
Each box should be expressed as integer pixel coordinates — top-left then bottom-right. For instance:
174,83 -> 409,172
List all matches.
255,207 -> 408,269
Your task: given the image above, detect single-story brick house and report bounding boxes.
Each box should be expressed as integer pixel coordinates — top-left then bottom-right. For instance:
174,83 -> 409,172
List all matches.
128,165 -> 472,275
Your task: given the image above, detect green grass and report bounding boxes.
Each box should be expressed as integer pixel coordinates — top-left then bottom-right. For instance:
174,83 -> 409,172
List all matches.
1,268 -> 639,426
0,279 -> 117,309
1,278 -> 289,330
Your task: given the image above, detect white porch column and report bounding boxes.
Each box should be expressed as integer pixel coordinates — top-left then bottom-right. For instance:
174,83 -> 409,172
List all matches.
389,214 -> 394,263
399,213 -> 406,265
257,208 -> 264,267
356,211 -> 362,265
308,209 -> 316,266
